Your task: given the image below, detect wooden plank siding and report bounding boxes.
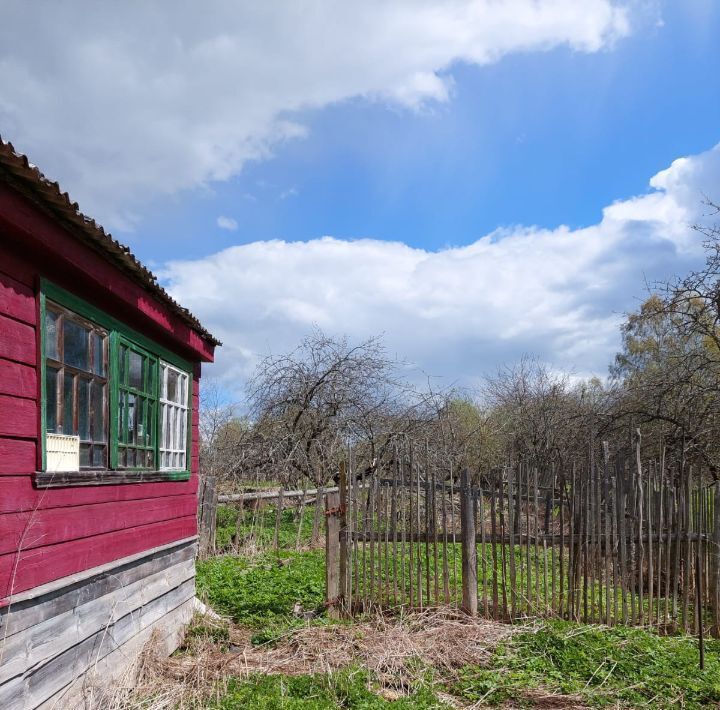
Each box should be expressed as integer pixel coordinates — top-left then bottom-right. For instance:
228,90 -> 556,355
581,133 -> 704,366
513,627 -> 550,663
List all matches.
0,359 -> 37,400
0,440 -> 37,475
0,219 -> 206,602
0,495 -> 198,555
0,395 -> 36,438
0,314 -> 36,366
0,539 -> 196,710
0,516 -> 197,599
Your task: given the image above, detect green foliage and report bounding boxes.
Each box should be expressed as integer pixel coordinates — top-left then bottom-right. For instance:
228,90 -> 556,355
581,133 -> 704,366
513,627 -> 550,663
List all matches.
196,550 -> 326,627
455,620 -> 720,707
212,668 -> 446,709
215,504 -> 238,550
214,503 -> 317,552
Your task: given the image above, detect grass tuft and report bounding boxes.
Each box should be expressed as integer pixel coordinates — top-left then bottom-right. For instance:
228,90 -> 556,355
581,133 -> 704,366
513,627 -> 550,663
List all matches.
212,667 -> 447,709
455,619 -> 720,707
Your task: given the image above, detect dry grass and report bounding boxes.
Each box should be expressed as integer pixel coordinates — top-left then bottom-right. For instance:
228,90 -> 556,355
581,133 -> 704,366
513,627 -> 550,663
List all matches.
98,610 -> 586,709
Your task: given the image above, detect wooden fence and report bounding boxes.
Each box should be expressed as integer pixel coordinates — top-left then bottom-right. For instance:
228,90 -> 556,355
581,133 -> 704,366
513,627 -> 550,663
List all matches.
325,445 -> 720,644
197,480 -> 335,556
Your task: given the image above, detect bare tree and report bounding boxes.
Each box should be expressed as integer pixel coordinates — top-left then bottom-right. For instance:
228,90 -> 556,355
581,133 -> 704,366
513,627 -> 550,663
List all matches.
247,328 -> 408,488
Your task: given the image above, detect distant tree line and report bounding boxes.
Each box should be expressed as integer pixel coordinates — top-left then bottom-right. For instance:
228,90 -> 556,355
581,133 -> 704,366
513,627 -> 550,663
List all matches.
200,201 -> 720,489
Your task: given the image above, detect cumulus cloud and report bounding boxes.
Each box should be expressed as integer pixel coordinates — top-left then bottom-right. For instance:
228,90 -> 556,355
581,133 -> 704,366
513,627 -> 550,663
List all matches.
0,0 -> 631,228
216,215 -> 238,231
162,143 -> 720,396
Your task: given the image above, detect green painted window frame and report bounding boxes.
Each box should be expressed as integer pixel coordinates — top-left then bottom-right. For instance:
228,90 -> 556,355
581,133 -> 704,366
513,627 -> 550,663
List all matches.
37,280 -> 193,487
114,336 -> 159,471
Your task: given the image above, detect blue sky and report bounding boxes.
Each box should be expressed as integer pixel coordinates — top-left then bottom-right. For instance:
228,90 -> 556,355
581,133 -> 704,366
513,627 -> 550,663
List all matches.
131,1 -> 719,263
2,0 -> 720,396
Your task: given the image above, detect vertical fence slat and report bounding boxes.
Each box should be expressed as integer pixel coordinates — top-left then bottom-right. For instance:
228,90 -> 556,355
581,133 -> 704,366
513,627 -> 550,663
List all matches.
490,472 -> 500,619
450,462 -> 459,608
460,468 -> 478,616
507,465 -> 517,620
416,456 -> 423,610
603,451 -> 612,626
391,461 -> 399,608
480,487 -> 489,616
369,474 -> 377,608
431,454 -> 439,606
442,465 -> 451,605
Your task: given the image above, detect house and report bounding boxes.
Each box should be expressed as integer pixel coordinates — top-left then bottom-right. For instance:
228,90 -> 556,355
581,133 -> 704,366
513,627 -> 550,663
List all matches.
0,139 -> 219,708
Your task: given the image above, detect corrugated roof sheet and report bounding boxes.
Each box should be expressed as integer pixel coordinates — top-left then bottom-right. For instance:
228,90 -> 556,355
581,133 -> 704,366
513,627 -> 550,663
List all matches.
0,137 -> 221,346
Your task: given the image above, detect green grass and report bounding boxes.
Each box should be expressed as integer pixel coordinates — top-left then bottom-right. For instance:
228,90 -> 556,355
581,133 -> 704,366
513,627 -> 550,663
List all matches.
195,549 -> 720,708
211,668 -> 447,709
454,620 -> 720,708
196,549 -> 327,642
215,503 -> 317,551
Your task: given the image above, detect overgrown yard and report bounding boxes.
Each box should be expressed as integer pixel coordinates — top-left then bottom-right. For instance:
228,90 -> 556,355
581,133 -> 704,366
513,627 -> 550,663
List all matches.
111,549 -> 720,708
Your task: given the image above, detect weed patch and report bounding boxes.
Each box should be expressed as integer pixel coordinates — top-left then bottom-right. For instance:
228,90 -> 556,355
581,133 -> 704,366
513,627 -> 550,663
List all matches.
455,620 -> 720,707
212,668 -> 446,709
196,550 -> 326,627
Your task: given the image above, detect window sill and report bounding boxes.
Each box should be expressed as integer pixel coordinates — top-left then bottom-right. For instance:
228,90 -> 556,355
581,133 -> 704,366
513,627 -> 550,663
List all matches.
34,469 -> 191,488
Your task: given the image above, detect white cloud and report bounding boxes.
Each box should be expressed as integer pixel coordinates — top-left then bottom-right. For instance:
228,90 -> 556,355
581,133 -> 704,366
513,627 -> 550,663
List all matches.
162,143 -> 720,396
216,215 -> 238,231
0,1 -> 632,228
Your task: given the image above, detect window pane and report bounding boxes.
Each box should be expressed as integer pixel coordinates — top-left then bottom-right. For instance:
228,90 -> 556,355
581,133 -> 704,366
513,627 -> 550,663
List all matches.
63,372 -> 74,435
127,448 -> 136,467
129,351 -> 143,390
93,445 -> 106,467
167,369 -> 179,403
119,345 -> 127,383
118,391 -> 125,442
45,310 -> 59,360
147,400 -> 154,447
63,319 -> 89,370
127,393 -> 136,443
91,381 -> 105,442
78,379 -> 90,440
46,366 -> 58,432
79,443 -> 90,468
92,332 -> 104,376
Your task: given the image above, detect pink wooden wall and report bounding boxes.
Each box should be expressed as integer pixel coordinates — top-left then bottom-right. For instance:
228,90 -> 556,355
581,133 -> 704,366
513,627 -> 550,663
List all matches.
0,185 -> 213,600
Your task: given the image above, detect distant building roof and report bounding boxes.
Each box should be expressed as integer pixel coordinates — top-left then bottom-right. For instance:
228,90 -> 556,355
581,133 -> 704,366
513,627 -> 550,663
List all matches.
0,137 -> 221,347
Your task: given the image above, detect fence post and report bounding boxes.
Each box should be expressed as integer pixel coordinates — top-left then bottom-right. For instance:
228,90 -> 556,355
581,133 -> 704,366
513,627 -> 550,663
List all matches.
198,476 -> 218,558
460,468 -> 478,616
712,484 -> 720,638
326,488 -> 342,619
338,461 -> 350,611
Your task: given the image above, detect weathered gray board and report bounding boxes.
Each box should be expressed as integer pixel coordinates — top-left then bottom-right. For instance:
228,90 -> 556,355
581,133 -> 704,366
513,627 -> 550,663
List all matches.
0,537 -> 197,710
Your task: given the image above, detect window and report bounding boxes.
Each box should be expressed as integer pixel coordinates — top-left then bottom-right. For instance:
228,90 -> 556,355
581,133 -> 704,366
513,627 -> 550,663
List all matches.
44,304 -> 108,468
39,284 -> 192,484
160,362 -> 189,470
117,339 -> 158,469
